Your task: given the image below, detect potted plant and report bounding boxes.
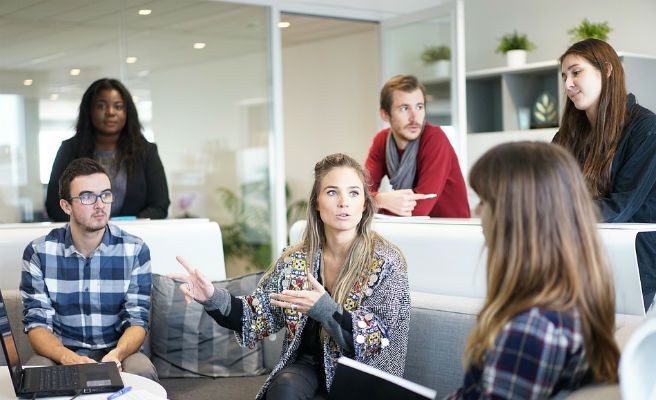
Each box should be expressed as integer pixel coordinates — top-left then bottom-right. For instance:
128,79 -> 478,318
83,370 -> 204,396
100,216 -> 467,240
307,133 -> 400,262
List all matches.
568,19 -> 611,42
420,45 -> 451,77
217,182 -> 307,275
496,30 -> 535,67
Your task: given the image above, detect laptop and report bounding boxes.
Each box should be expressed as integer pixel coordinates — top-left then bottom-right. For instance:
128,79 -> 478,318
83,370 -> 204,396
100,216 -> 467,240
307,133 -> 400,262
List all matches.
0,289 -> 124,398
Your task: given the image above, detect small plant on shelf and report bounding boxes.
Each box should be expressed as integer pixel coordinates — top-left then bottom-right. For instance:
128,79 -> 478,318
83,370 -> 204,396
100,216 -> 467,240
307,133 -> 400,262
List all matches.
495,30 -> 535,53
420,45 -> 451,64
568,18 -> 611,42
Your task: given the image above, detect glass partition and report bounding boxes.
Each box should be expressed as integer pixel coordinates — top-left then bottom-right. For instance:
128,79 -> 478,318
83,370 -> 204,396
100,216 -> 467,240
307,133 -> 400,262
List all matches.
0,0 -> 275,276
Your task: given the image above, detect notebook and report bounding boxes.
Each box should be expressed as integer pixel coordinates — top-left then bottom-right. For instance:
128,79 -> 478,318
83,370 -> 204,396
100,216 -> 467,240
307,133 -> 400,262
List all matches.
329,356 -> 436,400
0,289 -> 124,398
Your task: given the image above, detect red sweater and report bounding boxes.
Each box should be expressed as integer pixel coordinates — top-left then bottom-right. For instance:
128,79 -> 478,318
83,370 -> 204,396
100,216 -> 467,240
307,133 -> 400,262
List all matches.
365,123 -> 470,218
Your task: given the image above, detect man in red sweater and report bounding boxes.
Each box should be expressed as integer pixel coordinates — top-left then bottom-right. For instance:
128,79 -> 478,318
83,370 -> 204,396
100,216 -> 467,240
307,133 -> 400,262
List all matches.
365,75 -> 470,217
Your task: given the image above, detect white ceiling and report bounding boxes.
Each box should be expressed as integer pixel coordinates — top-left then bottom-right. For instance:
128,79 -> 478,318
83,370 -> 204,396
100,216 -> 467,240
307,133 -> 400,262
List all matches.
0,0 -> 380,101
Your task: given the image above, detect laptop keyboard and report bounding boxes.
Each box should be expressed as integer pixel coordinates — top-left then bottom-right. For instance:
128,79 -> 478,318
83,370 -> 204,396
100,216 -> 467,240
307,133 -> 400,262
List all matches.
37,366 -> 79,390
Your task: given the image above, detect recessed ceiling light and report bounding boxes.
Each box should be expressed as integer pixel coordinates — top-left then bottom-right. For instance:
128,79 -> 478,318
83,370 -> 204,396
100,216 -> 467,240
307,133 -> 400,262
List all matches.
138,9 -> 152,16
23,79 -> 33,86
49,93 -> 59,101
193,42 -> 206,49
126,56 -> 138,64
278,21 -> 291,28
70,68 -> 81,76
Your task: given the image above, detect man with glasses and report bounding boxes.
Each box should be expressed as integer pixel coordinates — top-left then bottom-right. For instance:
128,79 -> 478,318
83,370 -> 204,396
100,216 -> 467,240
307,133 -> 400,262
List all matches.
20,158 -> 157,380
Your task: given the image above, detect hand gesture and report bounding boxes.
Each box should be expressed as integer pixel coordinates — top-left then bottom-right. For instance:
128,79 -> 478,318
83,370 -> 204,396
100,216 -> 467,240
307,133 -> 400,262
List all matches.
376,189 -> 432,216
270,273 -> 326,313
167,256 -> 215,304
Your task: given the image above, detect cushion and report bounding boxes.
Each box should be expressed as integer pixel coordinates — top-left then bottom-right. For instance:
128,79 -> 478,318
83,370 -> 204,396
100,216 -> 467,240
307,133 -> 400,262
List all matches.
150,273 -> 266,378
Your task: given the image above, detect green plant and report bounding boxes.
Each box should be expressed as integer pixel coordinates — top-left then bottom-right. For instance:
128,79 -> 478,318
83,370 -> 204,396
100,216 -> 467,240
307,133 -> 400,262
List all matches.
420,45 -> 451,64
568,18 -> 611,42
495,30 -> 535,53
217,182 -> 308,272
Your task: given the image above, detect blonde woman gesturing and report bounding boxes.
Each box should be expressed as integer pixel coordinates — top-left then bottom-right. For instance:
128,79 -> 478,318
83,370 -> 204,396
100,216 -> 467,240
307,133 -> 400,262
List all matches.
171,153 -> 410,400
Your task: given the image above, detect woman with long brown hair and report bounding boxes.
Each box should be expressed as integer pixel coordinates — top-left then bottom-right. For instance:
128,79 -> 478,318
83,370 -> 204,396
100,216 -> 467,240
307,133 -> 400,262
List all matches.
170,153 -> 410,400
554,38 -> 656,310
450,142 -> 619,399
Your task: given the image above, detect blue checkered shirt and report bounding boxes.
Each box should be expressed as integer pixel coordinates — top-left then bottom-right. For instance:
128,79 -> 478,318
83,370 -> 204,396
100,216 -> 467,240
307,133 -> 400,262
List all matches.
20,224 -> 151,354
449,307 -> 592,399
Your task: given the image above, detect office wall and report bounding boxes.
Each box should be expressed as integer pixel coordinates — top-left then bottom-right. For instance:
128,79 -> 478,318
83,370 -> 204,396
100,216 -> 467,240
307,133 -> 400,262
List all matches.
464,0 -> 656,71
282,30 -> 380,204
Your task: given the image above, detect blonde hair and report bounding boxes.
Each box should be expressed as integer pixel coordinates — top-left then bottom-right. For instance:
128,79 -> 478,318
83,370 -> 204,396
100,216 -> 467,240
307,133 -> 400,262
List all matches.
264,153 -> 387,306
466,141 -> 619,382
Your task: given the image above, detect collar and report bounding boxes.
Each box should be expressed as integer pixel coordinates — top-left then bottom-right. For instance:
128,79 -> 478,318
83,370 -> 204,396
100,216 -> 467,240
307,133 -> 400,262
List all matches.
63,224 -> 114,258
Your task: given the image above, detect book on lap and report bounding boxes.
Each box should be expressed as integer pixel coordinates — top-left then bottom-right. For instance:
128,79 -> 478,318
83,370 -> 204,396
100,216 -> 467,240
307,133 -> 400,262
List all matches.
329,357 -> 436,400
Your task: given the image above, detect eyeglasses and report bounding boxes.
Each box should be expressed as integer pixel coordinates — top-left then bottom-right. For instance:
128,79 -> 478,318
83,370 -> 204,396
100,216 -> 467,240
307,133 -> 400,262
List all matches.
70,191 -> 114,205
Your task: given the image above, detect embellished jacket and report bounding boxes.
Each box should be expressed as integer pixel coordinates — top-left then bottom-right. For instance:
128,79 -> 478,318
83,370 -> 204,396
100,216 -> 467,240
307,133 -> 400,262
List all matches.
237,238 -> 410,399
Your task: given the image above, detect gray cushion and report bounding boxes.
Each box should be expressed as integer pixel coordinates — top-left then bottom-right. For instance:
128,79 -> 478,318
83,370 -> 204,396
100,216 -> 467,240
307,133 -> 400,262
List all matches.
150,273 -> 266,378
404,306 -> 476,399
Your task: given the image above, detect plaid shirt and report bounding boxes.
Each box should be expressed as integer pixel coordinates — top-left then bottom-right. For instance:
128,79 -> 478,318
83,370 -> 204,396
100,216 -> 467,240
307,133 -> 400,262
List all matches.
20,224 -> 151,354
449,307 -> 592,400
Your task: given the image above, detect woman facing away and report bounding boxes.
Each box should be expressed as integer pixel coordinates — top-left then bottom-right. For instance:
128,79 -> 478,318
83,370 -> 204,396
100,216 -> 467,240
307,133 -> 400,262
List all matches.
553,38 -> 656,310
46,78 -> 170,221
170,153 -> 410,400
449,142 -> 620,399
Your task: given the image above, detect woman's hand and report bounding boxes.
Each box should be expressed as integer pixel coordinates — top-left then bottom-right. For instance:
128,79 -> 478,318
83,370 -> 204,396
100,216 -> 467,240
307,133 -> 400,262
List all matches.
270,273 -> 326,313
167,256 -> 215,304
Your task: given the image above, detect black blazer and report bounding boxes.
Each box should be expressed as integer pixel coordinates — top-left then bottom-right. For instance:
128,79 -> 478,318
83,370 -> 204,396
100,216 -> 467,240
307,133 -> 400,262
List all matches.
45,137 -> 170,221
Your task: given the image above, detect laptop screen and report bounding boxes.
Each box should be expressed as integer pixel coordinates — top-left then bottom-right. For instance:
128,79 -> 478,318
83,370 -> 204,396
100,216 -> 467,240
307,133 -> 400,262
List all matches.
0,290 -> 23,393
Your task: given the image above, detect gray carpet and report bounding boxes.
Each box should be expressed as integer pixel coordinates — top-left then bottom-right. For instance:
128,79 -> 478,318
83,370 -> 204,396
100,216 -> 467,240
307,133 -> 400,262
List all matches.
160,375 -> 268,400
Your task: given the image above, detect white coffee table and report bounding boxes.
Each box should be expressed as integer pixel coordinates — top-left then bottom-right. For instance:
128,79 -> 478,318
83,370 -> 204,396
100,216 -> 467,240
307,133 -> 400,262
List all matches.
0,370 -> 167,399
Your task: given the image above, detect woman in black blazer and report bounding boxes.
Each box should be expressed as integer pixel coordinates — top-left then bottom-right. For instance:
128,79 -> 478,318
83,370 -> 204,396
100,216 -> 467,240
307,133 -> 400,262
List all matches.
46,78 -> 170,221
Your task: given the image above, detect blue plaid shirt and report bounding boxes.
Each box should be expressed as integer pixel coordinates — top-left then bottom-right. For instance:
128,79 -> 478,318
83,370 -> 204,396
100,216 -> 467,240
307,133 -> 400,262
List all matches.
20,224 -> 151,354
449,307 -> 592,399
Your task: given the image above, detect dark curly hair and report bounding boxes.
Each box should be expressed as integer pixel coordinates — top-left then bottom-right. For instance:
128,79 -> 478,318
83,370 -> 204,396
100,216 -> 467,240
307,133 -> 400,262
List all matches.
73,78 -> 147,175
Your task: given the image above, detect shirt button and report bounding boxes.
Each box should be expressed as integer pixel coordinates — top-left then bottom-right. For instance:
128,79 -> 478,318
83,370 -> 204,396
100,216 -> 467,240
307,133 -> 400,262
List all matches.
84,288 -> 89,292
356,335 -> 365,344
357,320 -> 367,329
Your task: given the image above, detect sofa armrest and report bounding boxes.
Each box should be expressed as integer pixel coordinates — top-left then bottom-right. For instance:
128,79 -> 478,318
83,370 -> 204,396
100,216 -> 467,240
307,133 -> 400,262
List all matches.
3,289 -> 35,362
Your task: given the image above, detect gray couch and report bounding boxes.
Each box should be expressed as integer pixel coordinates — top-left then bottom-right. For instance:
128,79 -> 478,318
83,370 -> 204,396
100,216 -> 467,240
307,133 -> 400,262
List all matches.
2,289 -> 621,400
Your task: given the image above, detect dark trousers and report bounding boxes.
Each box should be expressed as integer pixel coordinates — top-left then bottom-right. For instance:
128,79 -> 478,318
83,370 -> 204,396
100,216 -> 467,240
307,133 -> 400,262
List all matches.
266,354 -> 328,400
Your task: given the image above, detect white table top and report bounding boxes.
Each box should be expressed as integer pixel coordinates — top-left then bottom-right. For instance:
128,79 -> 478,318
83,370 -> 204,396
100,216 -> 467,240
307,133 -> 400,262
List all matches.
0,370 -> 167,399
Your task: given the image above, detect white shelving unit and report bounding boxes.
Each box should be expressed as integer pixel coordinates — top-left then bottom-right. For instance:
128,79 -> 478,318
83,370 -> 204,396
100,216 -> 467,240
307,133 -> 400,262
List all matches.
464,53 -> 656,169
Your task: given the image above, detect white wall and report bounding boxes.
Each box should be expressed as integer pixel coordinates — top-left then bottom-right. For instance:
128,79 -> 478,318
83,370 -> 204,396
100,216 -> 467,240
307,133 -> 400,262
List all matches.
150,50 -> 271,222
464,0 -> 656,71
282,29 -> 380,204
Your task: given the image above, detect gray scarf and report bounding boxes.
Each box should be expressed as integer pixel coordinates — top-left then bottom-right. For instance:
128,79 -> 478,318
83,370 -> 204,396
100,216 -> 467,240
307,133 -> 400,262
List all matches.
385,131 -> 420,190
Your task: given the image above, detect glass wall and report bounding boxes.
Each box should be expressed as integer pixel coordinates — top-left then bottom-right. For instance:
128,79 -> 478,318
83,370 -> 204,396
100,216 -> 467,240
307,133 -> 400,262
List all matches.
0,0 -> 274,276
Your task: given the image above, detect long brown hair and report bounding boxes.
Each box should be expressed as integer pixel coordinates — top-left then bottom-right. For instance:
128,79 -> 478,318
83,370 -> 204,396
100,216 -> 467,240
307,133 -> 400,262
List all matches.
466,141 -> 619,382
555,39 -> 627,197
264,153 -> 388,306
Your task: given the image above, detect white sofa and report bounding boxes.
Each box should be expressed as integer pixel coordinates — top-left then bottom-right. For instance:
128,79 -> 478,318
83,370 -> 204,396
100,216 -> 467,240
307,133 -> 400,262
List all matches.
0,218 -> 226,291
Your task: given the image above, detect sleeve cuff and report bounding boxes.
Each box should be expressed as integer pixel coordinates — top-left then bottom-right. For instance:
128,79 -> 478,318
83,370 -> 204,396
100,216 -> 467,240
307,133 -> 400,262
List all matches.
199,287 -> 231,314
307,292 -> 340,323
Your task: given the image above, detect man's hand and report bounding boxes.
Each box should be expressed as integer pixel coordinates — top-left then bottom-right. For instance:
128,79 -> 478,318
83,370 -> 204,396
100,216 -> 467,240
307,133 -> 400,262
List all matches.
375,190 -> 434,216
59,352 -> 95,365
101,349 -> 123,371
